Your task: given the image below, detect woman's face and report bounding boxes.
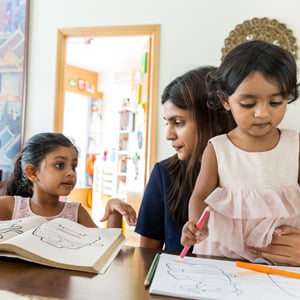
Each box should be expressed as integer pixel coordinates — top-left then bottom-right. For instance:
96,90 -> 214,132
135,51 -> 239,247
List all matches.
163,100 -> 196,161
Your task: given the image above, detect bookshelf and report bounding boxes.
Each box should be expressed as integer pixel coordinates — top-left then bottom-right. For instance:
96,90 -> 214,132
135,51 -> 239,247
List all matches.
115,107 -> 136,200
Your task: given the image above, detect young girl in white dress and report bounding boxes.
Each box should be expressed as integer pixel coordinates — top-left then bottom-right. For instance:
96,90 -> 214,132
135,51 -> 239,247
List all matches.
181,40 -> 300,262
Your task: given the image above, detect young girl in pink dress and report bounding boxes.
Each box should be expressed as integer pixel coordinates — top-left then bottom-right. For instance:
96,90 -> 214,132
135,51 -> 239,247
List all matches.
181,40 -> 300,262
0,132 -> 136,227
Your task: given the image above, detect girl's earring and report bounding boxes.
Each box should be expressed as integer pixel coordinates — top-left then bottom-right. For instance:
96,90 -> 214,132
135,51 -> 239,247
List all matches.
24,164 -> 37,182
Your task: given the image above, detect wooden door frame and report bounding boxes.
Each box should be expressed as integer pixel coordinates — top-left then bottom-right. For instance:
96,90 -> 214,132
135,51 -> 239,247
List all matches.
53,24 -> 160,183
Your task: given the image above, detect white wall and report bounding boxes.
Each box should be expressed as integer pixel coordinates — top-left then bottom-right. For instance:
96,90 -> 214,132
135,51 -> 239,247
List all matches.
26,0 -> 300,163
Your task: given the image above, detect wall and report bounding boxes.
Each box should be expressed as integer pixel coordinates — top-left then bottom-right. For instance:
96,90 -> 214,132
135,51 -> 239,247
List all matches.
26,0 -> 300,164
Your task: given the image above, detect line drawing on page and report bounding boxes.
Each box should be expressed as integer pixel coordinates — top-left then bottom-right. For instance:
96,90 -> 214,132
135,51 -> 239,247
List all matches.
32,222 -> 103,249
150,254 -> 300,299
166,260 -> 243,297
0,219 -> 24,238
0,218 -> 104,249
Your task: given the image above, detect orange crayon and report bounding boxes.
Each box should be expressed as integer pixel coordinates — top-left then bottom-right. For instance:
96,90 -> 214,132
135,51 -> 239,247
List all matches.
236,261 -> 300,280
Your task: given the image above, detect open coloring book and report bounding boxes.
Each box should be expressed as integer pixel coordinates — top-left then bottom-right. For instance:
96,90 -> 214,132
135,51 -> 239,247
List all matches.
0,216 -> 126,273
149,253 -> 300,300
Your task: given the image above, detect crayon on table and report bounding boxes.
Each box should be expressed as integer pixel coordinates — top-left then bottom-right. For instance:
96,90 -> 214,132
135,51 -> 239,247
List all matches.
144,253 -> 160,287
236,261 -> 300,280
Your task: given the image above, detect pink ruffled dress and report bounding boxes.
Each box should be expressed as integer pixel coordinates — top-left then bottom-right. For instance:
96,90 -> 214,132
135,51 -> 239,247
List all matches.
193,129 -> 300,262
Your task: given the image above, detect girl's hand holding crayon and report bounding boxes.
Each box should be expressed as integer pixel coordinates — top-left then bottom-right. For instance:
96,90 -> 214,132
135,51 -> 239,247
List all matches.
180,218 -> 209,248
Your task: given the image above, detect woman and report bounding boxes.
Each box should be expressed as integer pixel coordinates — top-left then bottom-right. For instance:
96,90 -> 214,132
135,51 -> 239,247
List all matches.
134,66 -> 235,251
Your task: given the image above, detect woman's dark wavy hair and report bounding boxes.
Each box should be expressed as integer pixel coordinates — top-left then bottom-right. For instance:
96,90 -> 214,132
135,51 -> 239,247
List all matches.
207,40 -> 299,110
161,66 -> 235,226
1,132 -> 78,197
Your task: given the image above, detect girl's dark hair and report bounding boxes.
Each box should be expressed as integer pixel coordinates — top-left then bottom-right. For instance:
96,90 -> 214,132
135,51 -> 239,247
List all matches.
161,66 -> 235,226
1,132 -> 78,197
207,40 -> 299,110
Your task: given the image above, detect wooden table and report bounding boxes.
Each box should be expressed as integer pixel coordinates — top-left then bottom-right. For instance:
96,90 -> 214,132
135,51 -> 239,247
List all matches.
0,246 -> 184,300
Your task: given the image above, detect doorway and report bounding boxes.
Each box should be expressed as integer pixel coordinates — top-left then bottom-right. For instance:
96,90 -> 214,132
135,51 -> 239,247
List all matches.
53,25 -> 160,245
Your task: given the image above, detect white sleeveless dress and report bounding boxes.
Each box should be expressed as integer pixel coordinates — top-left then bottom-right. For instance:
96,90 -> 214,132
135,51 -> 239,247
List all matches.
193,129 -> 300,262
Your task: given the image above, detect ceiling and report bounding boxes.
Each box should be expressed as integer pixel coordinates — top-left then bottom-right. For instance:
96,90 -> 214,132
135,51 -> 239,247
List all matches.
66,35 -> 150,73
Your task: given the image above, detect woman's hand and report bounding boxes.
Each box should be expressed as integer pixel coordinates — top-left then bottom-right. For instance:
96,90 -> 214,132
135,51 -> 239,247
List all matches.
180,220 -> 208,247
100,198 -> 137,227
257,225 -> 300,266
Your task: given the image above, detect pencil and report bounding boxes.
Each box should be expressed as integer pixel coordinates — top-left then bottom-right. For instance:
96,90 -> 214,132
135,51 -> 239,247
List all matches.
180,207 -> 210,258
236,261 -> 300,280
144,253 -> 160,287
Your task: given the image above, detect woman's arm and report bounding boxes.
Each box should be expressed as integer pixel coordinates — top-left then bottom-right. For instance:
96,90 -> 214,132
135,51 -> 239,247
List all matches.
257,225 -> 300,266
139,235 -> 164,249
135,162 -> 167,250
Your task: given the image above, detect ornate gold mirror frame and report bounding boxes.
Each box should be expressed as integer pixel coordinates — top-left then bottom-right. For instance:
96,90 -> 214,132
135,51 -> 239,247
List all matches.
221,17 -> 298,60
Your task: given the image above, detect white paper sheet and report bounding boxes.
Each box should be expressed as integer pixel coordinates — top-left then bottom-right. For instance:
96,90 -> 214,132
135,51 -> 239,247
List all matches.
149,253 -> 300,300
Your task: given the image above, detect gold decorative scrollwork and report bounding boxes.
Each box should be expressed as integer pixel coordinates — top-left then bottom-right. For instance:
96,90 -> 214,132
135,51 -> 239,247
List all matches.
221,17 -> 298,60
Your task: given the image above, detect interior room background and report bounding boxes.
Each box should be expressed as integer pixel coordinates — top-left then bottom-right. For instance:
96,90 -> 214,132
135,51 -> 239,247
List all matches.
26,0 -> 300,164
3,0 -> 295,244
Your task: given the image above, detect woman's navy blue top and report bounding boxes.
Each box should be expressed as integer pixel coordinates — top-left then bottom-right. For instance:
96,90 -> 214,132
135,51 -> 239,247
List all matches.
135,158 -> 186,252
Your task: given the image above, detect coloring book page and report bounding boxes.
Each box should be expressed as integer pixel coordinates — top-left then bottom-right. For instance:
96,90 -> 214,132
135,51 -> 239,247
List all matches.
3,218 -> 122,265
0,216 -> 46,242
150,253 -> 300,300
0,217 -> 125,273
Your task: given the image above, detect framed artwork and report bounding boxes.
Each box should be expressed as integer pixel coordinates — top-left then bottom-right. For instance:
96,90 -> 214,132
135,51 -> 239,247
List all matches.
0,0 -> 30,181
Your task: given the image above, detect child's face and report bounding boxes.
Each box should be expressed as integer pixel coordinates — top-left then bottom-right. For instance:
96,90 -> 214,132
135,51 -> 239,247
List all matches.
223,71 -> 288,137
163,100 -> 196,161
34,146 -> 78,197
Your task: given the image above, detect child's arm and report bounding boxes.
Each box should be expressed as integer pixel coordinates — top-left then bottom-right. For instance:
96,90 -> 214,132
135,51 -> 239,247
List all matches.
181,143 -> 218,247
181,219 -> 205,247
188,142 -> 218,221
100,198 -> 137,228
77,205 -> 98,227
0,196 -> 15,220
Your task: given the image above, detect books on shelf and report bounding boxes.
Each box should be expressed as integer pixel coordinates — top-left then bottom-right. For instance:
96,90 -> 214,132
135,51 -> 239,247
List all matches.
0,216 -> 126,273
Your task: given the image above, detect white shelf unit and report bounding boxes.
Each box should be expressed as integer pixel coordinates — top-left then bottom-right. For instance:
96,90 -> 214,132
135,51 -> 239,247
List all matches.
116,108 -> 136,200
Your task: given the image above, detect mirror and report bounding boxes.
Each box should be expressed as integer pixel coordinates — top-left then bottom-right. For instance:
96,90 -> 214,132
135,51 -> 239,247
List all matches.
53,25 -> 160,231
